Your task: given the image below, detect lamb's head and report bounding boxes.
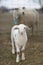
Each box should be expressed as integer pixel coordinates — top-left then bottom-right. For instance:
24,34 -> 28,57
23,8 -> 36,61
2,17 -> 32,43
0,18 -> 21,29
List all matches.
14,24 -> 31,35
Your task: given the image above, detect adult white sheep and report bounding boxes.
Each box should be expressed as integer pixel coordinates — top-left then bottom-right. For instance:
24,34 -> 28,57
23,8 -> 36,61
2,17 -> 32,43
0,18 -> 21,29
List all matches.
11,24 -> 30,62
18,8 -> 39,35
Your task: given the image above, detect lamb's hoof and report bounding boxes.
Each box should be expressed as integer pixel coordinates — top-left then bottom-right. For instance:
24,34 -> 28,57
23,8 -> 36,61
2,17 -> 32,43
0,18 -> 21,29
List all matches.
22,56 -> 25,60
16,58 -> 20,63
16,59 -> 19,63
12,50 -> 15,54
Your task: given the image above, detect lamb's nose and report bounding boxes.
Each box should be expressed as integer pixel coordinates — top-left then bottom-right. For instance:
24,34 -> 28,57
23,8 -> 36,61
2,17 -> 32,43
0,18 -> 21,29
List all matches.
21,32 -> 23,35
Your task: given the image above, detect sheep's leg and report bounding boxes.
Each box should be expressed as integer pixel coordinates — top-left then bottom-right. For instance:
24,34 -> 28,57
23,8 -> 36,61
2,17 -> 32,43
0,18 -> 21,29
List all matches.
16,45 -> 20,62
36,21 -> 40,36
31,25 -> 34,36
21,46 -> 25,60
36,13 -> 40,36
32,24 -> 35,36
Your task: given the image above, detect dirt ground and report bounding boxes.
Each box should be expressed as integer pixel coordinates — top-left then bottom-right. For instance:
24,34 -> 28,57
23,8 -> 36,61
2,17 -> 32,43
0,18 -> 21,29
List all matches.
0,35 -> 43,65
0,11 -> 43,65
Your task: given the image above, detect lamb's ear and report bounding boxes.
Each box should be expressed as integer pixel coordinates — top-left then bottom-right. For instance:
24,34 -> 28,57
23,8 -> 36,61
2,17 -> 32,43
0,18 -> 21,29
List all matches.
14,27 -> 19,30
24,25 -> 31,31
14,26 -> 19,30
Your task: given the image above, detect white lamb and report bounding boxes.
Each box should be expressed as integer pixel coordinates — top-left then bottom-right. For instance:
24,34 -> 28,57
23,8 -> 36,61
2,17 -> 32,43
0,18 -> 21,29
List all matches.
11,24 -> 30,62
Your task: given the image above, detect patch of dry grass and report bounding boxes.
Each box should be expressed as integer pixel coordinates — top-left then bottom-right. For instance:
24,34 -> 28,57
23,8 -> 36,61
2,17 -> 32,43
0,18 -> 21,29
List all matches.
0,35 -> 43,65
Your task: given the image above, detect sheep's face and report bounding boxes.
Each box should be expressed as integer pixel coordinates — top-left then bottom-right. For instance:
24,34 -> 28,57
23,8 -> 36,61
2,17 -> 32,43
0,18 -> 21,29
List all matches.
18,8 -> 25,16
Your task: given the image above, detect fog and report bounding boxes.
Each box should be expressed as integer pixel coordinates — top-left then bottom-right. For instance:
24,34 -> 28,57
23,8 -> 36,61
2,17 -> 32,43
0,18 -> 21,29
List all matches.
0,0 -> 41,9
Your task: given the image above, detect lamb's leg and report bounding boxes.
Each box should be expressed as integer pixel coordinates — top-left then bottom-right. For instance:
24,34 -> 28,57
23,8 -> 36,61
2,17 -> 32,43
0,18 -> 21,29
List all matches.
16,45 -> 20,62
22,51 -> 25,60
11,35 -> 15,54
11,40 -> 15,54
21,46 -> 25,60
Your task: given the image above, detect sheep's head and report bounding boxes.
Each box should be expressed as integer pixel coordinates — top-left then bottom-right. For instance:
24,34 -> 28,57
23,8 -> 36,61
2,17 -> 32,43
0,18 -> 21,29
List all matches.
14,24 -> 31,35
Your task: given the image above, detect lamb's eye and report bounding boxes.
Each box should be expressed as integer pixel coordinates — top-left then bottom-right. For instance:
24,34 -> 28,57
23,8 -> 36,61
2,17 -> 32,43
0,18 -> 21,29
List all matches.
24,27 -> 26,29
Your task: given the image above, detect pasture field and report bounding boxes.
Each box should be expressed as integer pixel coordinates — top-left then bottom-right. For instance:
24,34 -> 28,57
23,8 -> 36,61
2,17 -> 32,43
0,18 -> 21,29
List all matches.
0,11 -> 43,65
